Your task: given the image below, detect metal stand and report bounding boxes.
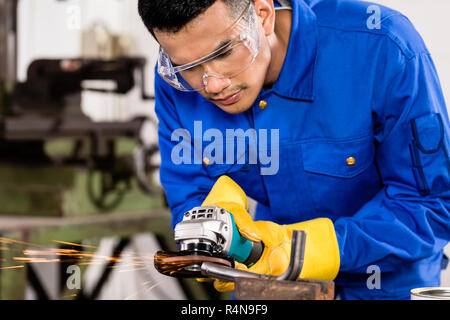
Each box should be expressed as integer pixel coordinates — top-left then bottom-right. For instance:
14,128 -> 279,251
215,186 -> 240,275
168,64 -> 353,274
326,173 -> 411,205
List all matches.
234,277 -> 335,300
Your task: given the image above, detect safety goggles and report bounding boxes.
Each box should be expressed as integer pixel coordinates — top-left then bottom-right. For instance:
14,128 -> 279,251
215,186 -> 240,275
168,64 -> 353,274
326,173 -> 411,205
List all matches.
157,1 -> 260,92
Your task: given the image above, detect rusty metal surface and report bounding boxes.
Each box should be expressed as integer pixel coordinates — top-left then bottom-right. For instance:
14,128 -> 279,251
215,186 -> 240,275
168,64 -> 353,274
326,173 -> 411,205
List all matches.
234,277 -> 335,300
154,251 -> 233,278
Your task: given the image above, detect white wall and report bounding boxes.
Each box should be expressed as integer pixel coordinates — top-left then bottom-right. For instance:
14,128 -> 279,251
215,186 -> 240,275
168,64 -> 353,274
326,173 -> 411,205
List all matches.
372,0 -> 450,113
18,0 -> 160,122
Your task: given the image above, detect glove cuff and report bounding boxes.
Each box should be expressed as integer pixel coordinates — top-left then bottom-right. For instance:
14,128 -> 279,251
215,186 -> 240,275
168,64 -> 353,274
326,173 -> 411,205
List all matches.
287,218 -> 340,281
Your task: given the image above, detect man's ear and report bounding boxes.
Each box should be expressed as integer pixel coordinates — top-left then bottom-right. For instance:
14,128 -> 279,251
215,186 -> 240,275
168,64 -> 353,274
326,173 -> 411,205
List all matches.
254,0 -> 276,36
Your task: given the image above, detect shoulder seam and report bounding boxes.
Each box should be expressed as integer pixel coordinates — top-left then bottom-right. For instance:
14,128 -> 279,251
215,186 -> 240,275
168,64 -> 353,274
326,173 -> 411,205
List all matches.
317,21 -> 428,60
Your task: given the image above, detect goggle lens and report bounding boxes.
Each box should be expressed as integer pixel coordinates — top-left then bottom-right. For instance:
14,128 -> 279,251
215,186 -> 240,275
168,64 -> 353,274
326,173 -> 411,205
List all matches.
157,2 -> 259,92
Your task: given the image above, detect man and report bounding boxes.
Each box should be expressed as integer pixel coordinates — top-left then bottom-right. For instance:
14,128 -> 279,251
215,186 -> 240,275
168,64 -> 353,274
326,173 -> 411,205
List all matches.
138,0 -> 450,299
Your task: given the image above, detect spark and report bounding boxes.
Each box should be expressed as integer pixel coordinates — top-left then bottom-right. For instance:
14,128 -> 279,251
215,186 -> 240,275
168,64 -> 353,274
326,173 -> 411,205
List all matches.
0,265 -> 24,270
108,262 -> 145,268
51,240 -> 98,249
13,257 -> 61,263
0,237 -> 43,248
77,261 -> 106,266
23,249 -> 81,256
147,283 -> 161,291
122,281 -> 163,300
117,266 -> 148,273
21,248 -> 124,265
0,237 -> 160,283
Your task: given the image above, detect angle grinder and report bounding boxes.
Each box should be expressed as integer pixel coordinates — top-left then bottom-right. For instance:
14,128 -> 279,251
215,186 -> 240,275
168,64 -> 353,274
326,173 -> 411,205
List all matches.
154,205 -> 264,278
154,175 -> 306,282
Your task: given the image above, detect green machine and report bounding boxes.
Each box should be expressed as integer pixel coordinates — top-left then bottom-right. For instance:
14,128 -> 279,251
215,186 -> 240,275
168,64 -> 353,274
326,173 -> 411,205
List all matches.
0,1 -> 161,217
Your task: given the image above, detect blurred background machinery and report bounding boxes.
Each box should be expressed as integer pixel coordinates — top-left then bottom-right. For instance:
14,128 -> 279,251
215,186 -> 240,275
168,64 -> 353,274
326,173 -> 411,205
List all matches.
0,0 -> 217,300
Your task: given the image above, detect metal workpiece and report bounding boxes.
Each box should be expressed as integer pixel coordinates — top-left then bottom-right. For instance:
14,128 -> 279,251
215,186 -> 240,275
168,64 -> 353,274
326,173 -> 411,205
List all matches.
153,251 -> 234,278
200,262 -> 265,282
279,229 -> 306,281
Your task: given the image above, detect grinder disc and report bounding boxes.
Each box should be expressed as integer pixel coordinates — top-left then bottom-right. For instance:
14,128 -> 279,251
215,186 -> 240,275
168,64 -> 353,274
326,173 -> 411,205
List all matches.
154,251 -> 233,278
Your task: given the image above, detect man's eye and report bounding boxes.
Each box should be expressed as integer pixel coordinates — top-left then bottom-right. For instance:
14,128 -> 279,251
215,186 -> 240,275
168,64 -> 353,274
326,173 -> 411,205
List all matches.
183,65 -> 202,73
216,49 -> 233,59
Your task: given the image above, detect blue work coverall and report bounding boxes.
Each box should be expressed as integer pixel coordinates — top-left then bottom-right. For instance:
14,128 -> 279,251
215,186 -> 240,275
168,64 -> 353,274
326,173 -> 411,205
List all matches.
153,0 -> 450,299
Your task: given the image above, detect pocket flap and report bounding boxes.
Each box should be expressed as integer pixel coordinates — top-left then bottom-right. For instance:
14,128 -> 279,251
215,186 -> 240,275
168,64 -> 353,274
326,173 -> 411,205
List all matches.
202,139 -> 249,178
301,135 -> 375,178
411,113 -> 444,154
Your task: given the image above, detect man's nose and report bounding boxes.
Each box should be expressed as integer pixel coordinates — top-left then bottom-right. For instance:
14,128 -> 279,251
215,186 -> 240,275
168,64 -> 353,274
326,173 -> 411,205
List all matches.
203,73 -> 231,94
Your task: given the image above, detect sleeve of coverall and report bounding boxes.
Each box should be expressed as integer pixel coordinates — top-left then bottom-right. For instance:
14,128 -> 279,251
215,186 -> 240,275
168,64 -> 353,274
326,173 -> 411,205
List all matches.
334,52 -> 450,273
154,72 -> 214,229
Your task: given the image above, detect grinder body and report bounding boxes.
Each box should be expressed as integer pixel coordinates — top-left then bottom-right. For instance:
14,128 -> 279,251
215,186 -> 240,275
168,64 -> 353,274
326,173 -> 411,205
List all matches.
174,205 -> 263,267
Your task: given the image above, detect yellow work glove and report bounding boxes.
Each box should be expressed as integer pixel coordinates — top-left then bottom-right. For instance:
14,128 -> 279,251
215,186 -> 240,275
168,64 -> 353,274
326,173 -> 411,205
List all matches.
201,176 -> 340,292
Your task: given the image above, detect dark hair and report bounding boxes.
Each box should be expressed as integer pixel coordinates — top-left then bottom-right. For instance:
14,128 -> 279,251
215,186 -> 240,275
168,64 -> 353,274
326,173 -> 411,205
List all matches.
138,0 -> 252,37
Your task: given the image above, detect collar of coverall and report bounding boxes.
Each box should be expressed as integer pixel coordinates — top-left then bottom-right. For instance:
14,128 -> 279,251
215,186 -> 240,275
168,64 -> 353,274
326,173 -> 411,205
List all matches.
269,0 -> 318,101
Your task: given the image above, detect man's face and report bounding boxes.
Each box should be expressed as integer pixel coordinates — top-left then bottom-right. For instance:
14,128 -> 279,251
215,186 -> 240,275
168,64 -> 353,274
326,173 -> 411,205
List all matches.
155,1 -> 272,114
